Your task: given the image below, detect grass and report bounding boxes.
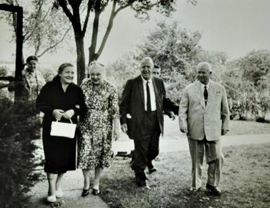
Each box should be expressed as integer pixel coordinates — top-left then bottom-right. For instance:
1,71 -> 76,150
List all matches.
162,118 -> 270,140
99,143 -> 270,208
227,120 -> 270,135
29,118 -> 270,207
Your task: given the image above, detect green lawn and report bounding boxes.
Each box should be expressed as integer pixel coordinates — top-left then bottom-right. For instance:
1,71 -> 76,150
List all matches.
99,143 -> 270,208
163,119 -> 270,140
227,120 -> 270,135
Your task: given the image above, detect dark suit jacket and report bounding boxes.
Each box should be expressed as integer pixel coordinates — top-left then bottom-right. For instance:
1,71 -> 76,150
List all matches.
120,75 -> 177,139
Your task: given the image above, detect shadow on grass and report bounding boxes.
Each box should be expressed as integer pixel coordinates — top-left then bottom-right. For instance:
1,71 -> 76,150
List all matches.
99,143 -> 270,208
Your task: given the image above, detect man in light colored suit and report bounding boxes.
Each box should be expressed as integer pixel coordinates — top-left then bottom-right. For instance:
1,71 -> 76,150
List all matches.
179,62 -> 230,196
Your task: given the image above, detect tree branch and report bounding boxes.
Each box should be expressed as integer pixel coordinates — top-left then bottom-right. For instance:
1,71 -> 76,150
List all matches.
57,0 -> 74,23
115,0 -> 135,15
24,0 -> 45,42
40,5 -> 51,22
36,26 -> 71,57
88,0 -> 101,63
100,0 -> 109,13
95,0 -> 127,59
34,35 -> 41,56
82,0 -> 93,35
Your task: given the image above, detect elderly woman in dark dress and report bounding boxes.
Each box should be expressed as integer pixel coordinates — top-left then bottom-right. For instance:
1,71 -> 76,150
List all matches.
36,63 -> 86,203
78,62 -> 120,196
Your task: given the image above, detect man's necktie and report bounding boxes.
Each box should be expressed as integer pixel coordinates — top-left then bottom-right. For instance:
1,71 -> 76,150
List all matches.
146,81 -> 151,112
204,85 -> 208,105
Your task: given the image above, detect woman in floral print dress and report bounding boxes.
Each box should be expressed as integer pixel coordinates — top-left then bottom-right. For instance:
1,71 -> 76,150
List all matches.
78,62 -> 120,196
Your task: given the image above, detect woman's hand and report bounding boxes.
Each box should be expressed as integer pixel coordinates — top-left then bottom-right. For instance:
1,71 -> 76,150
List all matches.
121,124 -> 128,133
113,127 -> 120,141
113,118 -> 121,141
62,109 -> 75,120
52,109 -> 64,120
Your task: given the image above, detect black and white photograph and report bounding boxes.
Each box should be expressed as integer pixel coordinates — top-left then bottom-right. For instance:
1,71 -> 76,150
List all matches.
0,0 -> 270,207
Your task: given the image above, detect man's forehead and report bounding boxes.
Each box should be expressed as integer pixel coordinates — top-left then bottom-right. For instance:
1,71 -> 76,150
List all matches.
141,61 -> 152,66
197,62 -> 212,72
198,66 -> 210,72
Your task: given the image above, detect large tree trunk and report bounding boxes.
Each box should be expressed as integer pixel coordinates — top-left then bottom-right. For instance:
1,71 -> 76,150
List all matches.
74,33 -> 85,85
88,0 -> 101,64
88,0 -> 119,64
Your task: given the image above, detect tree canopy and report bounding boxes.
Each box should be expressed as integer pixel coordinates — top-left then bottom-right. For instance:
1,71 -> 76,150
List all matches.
239,49 -> 270,86
55,0 -> 191,83
0,0 -> 71,58
1,0 -> 198,83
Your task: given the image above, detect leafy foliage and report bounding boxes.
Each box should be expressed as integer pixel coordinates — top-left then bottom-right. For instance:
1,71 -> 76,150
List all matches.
136,21 -> 202,101
54,0 -> 190,83
107,21 -> 270,122
0,98 -> 41,208
107,21 -> 229,103
138,21 -> 202,77
221,50 -> 270,121
239,49 -> 270,86
0,0 -> 72,57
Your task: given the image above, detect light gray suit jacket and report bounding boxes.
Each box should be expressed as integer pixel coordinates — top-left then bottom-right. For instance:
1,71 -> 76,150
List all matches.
179,80 -> 230,141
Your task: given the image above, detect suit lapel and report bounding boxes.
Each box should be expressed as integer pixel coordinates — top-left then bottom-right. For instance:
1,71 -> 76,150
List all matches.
152,77 -> 159,103
206,80 -> 215,111
195,81 -> 205,109
136,76 -> 144,105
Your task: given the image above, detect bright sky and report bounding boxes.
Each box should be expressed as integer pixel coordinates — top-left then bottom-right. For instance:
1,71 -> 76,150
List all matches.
0,0 -> 270,65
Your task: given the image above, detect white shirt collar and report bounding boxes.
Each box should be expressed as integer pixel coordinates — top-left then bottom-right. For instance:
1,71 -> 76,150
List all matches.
141,76 -> 152,84
199,80 -> 210,89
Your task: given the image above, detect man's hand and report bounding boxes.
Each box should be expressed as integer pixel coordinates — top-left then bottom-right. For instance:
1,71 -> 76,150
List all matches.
52,109 -> 64,120
121,124 -> 128,133
180,127 -> 188,134
169,112 -> 176,120
221,129 -> 229,135
62,109 -> 75,120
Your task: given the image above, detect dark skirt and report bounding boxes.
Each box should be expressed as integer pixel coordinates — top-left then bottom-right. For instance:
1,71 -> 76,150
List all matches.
42,127 -> 76,173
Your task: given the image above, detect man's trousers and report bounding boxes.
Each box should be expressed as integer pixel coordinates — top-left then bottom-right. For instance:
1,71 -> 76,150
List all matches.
188,137 -> 224,189
131,111 -> 160,186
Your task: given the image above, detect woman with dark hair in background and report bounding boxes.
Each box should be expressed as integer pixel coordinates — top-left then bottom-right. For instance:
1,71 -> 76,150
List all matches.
36,63 -> 86,203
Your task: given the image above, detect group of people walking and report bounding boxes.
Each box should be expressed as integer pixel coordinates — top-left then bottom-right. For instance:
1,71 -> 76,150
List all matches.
36,61 -> 120,202
18,55 -> 230,203
120,58 -> 230,196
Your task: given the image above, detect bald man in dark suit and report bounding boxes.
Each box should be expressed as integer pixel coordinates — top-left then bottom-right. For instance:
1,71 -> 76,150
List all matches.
120,57 -> 178,189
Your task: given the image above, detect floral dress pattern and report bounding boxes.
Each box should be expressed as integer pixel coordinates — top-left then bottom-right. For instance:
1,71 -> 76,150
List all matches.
78,79 -> 119,169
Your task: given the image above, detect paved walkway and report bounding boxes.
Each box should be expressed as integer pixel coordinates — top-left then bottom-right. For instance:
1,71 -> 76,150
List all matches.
112,133 -> 270,153
30,133 -> 270,207
29,169 -> 109,208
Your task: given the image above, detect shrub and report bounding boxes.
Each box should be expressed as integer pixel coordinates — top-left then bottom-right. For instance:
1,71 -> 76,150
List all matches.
0,97 -> 41,208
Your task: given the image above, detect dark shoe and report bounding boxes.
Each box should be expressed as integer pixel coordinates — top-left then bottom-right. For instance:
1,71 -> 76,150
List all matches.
189,187 -> 201,194
136,180 -> 151,189
138,184 -> 151,190
206,184 -> 221,196
148,161 -> 157,174
92,188 -> 100,195
81,188 -> 90,197
148,167 -> 157,174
